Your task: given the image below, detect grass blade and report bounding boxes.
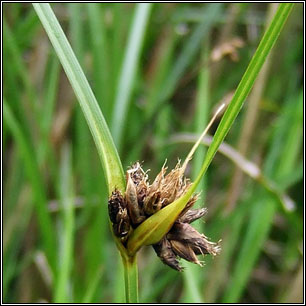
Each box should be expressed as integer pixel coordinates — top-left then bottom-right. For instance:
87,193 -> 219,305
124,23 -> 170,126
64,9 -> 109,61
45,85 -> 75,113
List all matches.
192,3 -> 294,185
33,3 -> 125,194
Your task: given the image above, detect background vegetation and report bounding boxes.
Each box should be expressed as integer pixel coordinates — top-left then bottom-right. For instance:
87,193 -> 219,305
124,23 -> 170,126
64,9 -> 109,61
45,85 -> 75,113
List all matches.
3,3 -> 303,303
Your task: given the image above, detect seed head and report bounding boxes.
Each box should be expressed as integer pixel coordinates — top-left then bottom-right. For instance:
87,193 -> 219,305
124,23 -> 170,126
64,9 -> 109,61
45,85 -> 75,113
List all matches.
108,161 -> 221,271
108,104 -> 226,270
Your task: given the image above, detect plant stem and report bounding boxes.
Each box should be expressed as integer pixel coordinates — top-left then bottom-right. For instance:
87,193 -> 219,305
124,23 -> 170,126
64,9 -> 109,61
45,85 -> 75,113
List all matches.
122,254 -> 139,303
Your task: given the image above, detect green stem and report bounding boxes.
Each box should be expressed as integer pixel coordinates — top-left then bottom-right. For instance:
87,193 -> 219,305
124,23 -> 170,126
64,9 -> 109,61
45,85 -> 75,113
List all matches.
122,254 -> 139,303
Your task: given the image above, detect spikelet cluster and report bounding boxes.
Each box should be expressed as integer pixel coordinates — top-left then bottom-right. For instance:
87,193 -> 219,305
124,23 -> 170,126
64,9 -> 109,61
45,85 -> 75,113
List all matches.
108,161 -> 220,271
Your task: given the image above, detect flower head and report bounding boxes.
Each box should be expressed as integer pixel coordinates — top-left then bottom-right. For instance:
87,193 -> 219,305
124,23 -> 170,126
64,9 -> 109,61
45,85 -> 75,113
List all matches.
108,104 -> 225,270
108,161 -> 221,271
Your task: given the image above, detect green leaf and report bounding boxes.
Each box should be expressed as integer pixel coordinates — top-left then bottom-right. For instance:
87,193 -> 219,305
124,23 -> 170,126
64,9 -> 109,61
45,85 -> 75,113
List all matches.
194,3 -> 295,184
33,3 -> 125,195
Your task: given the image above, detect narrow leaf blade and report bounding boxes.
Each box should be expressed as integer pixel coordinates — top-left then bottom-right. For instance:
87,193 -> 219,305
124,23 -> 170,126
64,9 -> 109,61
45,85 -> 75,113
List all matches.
33,3 -> 125,194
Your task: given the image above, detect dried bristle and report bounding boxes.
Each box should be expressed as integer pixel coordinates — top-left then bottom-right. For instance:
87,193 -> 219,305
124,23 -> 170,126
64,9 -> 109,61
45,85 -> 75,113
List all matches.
127,162 -> 148,186
145,160 -> 192,210
143,165 -> 166,214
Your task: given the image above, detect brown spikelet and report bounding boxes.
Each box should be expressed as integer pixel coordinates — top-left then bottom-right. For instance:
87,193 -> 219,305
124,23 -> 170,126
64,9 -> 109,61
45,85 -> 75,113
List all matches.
108,189 -> 131,241
152,237 -> 182,271
178,207 -> 207,224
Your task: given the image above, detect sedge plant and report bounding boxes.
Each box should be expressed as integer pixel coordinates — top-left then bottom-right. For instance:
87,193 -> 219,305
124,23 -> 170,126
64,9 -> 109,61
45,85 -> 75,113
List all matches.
33,3 -> 293,303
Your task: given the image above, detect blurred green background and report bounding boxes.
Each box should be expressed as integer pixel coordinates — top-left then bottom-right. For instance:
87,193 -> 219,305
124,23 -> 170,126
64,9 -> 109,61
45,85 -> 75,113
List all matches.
3,3 -> 303,303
